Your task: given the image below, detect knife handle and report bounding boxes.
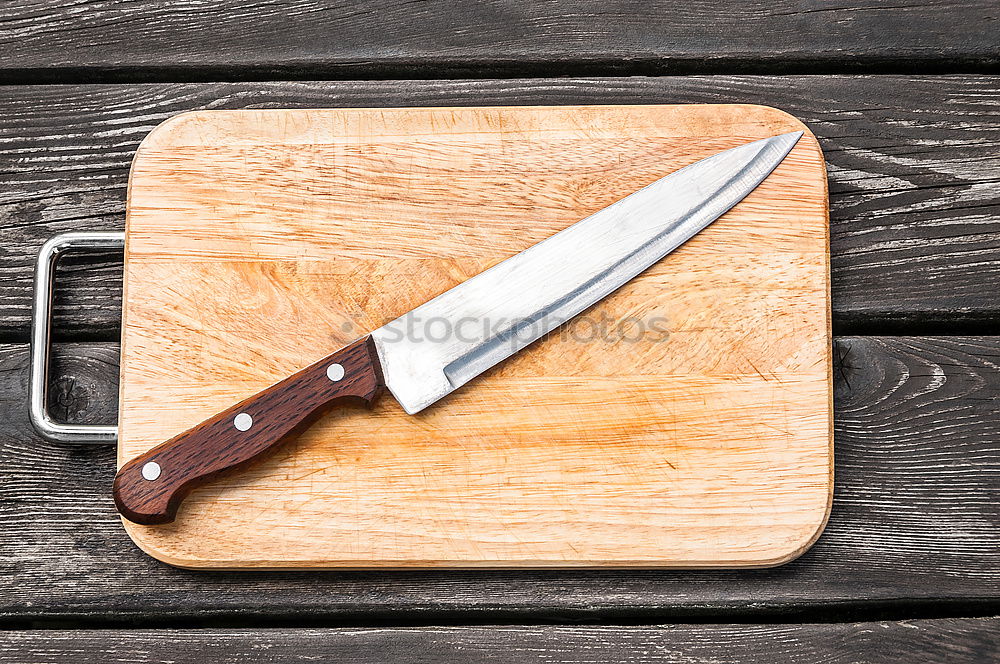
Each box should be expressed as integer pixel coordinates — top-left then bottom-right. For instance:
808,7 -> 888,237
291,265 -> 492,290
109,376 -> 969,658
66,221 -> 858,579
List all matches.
112,336 -> 384,525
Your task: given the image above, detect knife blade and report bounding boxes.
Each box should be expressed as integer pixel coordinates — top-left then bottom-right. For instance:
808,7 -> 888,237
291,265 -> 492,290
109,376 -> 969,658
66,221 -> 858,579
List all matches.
113,131 -> 803,524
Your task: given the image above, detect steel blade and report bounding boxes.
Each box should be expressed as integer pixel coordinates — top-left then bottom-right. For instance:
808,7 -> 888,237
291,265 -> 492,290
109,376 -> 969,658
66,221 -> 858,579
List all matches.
371,131 -> 803,413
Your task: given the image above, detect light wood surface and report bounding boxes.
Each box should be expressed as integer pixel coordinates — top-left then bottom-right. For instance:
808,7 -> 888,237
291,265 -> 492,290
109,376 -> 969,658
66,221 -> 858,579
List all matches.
118,104 -> 831,568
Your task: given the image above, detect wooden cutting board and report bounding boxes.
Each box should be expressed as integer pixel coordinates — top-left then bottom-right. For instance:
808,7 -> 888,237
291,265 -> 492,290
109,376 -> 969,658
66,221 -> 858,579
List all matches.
119,104 -> 831,569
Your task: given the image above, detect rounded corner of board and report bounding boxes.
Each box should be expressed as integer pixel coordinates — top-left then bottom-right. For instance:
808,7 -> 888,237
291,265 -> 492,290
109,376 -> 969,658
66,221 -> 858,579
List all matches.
133,110 -> 214,152
749,503 -> 834,569
739,103 -> 809,126
120,519 -> 215,569
731,104 -> 821,147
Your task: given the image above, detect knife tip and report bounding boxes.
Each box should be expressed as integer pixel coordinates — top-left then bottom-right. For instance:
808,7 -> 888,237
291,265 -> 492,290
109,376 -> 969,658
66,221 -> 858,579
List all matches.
762,130 -> 804,159
777,129 -> 805,142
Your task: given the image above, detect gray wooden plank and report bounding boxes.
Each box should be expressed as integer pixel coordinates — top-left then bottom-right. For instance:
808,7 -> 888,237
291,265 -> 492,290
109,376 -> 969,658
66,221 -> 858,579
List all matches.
1,76 -> 998,340
1,337 -> 997,621
0,620 -> 997,663
0,1 -> 997,81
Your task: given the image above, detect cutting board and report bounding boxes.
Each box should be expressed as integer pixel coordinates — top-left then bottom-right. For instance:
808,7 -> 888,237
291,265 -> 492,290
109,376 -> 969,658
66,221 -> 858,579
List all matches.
119,104 -> 831,569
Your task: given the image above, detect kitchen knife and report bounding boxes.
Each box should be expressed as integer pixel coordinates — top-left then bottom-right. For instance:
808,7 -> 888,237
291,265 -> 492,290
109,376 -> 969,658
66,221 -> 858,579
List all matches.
113,131 -> 803,525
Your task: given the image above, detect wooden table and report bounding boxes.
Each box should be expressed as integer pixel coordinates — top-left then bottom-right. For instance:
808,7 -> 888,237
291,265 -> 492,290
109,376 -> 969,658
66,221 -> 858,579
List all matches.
0,2 -> 997,662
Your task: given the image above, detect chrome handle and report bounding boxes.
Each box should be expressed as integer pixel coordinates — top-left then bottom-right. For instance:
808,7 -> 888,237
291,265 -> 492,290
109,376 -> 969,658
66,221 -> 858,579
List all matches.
29,231 -> 124,445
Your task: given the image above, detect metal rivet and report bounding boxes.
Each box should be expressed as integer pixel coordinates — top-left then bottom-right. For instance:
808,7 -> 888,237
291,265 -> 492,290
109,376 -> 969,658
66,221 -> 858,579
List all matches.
234,412 -> 253,431
326,363 -> 345,382
141,461 -> 161,481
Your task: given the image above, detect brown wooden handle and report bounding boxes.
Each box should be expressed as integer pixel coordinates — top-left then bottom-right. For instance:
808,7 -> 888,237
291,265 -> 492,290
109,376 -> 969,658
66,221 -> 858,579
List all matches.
113,336 -> 384,525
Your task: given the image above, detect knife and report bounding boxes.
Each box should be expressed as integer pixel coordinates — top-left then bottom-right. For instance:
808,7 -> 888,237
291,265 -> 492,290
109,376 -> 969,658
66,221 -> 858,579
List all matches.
113,131 -> 803,525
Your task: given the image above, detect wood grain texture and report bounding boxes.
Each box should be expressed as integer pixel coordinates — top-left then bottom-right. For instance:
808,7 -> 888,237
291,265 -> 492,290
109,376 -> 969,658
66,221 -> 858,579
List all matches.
1,76 -> 997,339
0,1 -> 997,81
1,337 -> 997,619
114,105 -> 831,568
113,337 -> 383,524
0,620 -> 997,664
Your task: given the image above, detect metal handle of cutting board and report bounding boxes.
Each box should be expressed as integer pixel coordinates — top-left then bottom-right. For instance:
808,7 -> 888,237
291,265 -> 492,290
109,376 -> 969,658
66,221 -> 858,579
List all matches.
29,231 -> 124,445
